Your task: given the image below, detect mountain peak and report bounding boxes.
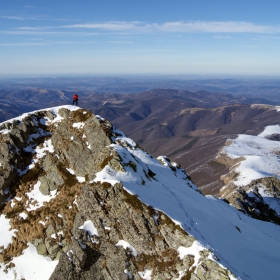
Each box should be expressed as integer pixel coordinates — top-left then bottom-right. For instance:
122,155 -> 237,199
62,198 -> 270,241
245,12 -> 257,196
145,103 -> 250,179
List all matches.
0,106 -> 279,280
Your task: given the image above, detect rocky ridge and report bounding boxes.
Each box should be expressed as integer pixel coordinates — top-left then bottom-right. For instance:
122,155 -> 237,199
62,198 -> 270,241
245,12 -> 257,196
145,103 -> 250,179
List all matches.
0,106 -> 235,280
216,134 -> 280,224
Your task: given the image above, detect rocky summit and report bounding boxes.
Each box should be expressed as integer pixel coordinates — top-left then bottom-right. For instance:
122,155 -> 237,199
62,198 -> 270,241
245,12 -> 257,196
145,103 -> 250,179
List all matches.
0,106 -> 280,280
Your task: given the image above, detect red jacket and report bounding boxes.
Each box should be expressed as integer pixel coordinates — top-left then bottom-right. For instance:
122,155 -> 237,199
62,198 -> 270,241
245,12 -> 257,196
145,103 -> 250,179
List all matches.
73,94 -> 79,100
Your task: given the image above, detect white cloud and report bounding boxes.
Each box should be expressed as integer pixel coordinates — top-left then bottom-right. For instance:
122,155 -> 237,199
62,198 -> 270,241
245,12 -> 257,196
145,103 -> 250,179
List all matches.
259,35 -> 280,40
213,35 -> 232,39
62,20 -> 280,34
3,20 -> 280,36
0,15 -> 76,22
0,40 -> 95,47
0,30 -> 99,36
155,21 -> 280,33
107,41 -> 133,44
0,15 -> 49,21
63,21 -> 144,31
1,15 -> 26,20
16,26 -> 54,30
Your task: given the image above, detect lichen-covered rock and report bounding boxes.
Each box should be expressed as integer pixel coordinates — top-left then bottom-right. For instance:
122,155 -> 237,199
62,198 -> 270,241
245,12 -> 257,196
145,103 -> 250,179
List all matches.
37,243 -> 48,255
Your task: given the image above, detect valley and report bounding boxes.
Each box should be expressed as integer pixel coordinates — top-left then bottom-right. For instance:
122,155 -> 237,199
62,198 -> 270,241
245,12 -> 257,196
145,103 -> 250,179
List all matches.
1,76 -> 280,195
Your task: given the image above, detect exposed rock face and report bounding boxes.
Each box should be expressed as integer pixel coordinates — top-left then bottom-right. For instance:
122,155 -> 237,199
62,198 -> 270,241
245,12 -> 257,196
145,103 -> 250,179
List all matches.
0,111 -> 49,201
50,182 -> 197,279
220,177 -> 280,225
0,107 -> 234,279
216,143 -> 280,224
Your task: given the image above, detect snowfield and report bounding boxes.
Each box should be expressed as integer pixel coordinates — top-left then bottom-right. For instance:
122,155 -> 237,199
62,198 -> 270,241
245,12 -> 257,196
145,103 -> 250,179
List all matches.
95,127 -> 280,280
222,125 -> 280,186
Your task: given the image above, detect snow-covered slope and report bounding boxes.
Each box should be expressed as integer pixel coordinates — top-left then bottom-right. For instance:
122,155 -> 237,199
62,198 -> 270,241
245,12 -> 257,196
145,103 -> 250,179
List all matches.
221,125 -> 280,186
217,123 -> 280,221
99,131 -> 280,280
0,106 -> 280,280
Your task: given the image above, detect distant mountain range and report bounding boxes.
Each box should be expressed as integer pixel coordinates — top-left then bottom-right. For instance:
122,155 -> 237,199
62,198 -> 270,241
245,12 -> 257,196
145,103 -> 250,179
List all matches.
1,77 -> 280,195
2,76 -> 280,101
89,91 -> 280,195
0,86 -> 276,123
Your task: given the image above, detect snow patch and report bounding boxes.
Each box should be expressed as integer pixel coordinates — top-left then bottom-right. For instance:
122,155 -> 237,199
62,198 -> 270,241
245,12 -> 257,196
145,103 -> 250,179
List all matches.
116,240 -> 138,257
0,105 -> 79,128
79,220 -> 99,237
19,212 -> 28,220
73,122 -> 85,129
77,176 -> 85,183
258,124 -> 280,137
26,181 -> 57,211
222,133 -> 280,186
178,241 -> 205,260
0,243 -> 58,280
138,269 -> 152,280
66,168 -> 75,175
0,214 -> 17,251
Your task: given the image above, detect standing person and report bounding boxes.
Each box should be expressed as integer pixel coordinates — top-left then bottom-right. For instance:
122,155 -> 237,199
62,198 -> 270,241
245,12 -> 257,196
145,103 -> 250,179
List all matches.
72,93 -> 79,106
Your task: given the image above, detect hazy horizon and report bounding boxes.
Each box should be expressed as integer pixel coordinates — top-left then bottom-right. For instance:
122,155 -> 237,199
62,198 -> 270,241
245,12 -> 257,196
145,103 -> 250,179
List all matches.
1,73 -> 280,81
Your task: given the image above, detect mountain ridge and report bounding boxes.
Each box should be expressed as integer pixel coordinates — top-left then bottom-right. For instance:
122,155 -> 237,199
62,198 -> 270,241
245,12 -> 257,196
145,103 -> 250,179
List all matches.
0,106 -> 280,280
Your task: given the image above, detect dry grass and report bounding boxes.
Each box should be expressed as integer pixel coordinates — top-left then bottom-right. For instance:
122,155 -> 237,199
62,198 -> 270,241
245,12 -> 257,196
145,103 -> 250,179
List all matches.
0,159 -> 83,264
134,248 -> 182,278
157,210 -> 187,235
100,155 -> 113,169
123,191 -> 143,213
21,164 -> 46,184
57,162 -> 78,188
101,182 -> 112,189
71,109 -> 92,122
100,125 -> 113,138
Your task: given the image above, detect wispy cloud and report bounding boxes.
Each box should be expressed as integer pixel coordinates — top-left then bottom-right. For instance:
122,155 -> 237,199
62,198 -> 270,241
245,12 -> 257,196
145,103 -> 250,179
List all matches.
62,21 -> 144,31
1,15 -> 27,20
2,20 -> 280,46
15,26 -> 54,30
154,21 -> 280,33
213,35 -> 232,39
62,20 -> 280,34
0,30 -> 99,36
0,40 -> 95,47
0,15 -> 76,22
258,35 -> 280,40
107,41 -> 133,44
168,20 -> 280,34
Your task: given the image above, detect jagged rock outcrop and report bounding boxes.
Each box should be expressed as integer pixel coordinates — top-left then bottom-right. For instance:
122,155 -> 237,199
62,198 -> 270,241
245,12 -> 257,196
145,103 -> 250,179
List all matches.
220,177 -> 280,224
0,106 -> 235,280
216,139 -> 280,224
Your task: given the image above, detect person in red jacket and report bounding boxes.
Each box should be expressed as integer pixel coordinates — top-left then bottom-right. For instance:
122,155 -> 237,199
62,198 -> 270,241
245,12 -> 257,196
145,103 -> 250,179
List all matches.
72,94 -> 79,106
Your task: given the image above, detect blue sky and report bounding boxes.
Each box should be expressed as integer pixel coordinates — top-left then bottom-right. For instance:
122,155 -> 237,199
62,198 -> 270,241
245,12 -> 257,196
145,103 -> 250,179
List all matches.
1,0 -> 280,77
